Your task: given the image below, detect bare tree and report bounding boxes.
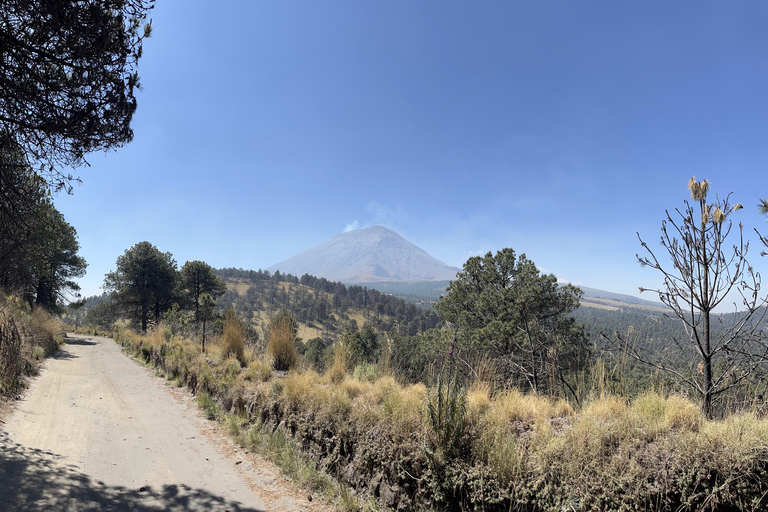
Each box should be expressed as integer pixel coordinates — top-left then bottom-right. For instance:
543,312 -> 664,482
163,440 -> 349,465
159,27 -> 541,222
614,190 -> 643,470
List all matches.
607,177 -> 768,418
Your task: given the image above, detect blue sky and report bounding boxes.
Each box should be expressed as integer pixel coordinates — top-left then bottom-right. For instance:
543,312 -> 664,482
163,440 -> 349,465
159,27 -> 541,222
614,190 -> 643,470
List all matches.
53,1 -> 768,302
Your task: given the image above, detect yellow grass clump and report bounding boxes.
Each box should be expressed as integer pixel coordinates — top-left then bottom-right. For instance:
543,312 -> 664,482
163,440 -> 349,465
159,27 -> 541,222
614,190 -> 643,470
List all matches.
326,340 -> 348,384
345,375 -> 423,435
243,359 -> 272,382
267,311 -> 298,371
466,382 -> 492,427
379,381 -> 426,437
702,412 -> 768,464
630,391 -> 702,438
149,324 -> 170,347
664,394 -> 701,431
30,306 -> 64,354
473,390 -> 572,481
282,370 -> 351,421
222,308 -> 246,366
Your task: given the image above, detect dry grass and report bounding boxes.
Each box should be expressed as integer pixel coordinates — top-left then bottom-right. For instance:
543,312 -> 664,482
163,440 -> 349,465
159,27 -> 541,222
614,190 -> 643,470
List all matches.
473,390 -> 572,481
222,309 -> 246,366
296,324 -> 324,343
0,309 -> 24,395
112,323 -> 768,510
327,340 -> 348,384
30,306 -> 64,355
382,381 -> 426,437
630,391 -> 702,438
345,375 -> 425,437
267,312 -> 298,371
580,296 -> 668,313
226,279 -> 250,296
702,412 -> 768,463
0,299 -> 66,395
467,383 -> 492,427
283,370 -> 352,421
243,359 -> 272,382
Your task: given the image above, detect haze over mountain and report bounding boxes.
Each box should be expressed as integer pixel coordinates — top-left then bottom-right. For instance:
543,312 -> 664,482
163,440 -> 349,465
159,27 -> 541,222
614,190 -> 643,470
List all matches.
267,226 -> 460,283
579,286 -> 663,309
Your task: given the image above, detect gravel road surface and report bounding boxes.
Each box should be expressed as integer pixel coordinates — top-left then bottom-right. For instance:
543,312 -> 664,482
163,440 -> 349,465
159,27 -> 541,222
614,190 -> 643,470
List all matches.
0,334 -> 324,512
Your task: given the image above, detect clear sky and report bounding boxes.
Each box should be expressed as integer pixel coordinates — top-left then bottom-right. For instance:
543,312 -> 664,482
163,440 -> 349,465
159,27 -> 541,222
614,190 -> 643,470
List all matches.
53,0 -> 768,303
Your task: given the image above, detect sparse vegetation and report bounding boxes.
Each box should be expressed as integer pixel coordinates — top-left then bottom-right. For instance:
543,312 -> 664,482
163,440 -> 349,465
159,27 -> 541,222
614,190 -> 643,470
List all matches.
624,177 -> 768,418
52,194 -> 768,509
111,323 -> 768,511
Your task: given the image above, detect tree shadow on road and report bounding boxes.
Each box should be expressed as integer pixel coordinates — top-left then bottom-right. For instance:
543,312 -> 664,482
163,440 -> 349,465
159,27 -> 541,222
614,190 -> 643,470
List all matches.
50,348 -> 77,360
50,336 -> 99,360
63,337 -> 97,346
0,431 -> 265,511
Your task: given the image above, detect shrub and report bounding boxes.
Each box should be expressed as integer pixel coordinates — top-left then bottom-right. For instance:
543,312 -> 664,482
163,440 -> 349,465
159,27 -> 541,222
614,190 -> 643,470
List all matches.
243,359 -> 272,382
196,391 -> 218,420
222,308 -> 246,366
352,362 -> 378,382
327,340 -> 348,384
30,306 -> 62,355
425,360 -> 467,461
267,310 -> 298,371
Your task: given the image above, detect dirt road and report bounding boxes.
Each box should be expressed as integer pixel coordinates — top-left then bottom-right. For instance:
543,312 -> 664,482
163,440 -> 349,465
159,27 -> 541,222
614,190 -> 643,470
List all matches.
0,334 -> 325,511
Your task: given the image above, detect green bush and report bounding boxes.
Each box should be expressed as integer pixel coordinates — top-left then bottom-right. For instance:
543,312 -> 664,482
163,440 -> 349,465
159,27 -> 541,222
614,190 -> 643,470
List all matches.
352,362 -> 378,382
425,360 -> 468,461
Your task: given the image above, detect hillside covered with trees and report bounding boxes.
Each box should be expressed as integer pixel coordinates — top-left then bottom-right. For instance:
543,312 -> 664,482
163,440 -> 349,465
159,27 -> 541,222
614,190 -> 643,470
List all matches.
215,267 -> 441,340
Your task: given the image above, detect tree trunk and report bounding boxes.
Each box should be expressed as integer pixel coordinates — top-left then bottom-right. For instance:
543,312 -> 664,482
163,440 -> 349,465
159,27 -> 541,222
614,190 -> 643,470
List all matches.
141,302 -> 148,332
700,201 -> 713,419
702,309 -> 713,418
201,317 -> 206,353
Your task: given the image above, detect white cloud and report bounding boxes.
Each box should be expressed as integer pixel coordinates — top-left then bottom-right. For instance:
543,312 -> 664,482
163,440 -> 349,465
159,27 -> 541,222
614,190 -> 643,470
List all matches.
365,200 -> 407,228
342,201 -> 408,234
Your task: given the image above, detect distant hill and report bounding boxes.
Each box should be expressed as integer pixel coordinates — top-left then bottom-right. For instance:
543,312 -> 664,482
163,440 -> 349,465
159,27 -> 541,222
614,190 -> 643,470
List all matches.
267,226 -> 460,283
354,280 -> 452,307
360,280 -> 666,312
214,268 -> 441,341
579,286 -> 664,309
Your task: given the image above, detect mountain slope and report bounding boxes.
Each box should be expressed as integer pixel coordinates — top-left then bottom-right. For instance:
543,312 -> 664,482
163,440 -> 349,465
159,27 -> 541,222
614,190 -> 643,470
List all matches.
267,226 -> 460,283
579,286 -> 664,308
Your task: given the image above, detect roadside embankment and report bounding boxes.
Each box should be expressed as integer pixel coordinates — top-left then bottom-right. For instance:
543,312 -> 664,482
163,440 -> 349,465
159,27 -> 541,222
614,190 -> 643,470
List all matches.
0,296 -> 64,399
115,327 -> 768,511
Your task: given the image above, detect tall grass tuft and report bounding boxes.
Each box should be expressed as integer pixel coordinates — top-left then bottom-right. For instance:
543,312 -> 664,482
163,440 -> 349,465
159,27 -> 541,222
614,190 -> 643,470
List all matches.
223,308 -> 246,366
267,309 -> 298,371
30,306 -> 63,356
327,339 -> 348,384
